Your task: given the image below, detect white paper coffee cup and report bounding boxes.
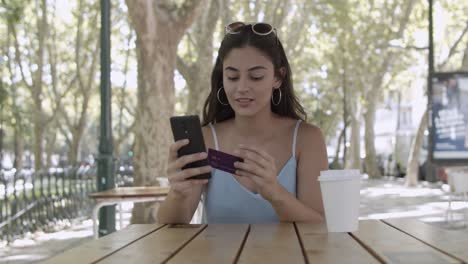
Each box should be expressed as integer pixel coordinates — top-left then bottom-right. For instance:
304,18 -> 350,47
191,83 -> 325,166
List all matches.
318,169 -> 361,232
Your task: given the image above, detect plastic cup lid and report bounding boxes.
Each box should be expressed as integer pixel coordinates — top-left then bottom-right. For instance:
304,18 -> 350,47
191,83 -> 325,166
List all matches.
318,169 -> 361,181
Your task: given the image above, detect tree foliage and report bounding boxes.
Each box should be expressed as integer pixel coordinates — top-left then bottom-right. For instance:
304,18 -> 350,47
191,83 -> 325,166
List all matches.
0,0 -> 466,183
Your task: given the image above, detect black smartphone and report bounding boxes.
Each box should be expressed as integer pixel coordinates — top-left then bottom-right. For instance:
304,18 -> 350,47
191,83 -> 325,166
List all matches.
170,115 -> 211,180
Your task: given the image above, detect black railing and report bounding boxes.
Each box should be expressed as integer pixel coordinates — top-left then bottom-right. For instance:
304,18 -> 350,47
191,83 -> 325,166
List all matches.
0,166 -> 97,243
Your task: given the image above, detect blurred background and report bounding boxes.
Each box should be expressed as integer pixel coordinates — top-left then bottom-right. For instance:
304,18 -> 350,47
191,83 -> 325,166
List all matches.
0,0 -> 467,260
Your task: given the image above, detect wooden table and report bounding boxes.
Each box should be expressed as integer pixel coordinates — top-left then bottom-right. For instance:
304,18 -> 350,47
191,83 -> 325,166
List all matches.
43,219 -> 468,263
89,186 -> 169,239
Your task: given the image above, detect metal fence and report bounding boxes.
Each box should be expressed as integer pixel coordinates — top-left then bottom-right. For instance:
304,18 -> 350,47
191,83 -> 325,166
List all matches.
0,166 -> 97,242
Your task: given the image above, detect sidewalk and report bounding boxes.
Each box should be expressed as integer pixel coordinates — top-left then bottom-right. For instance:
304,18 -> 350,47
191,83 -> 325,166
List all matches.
0,203 -> 133,264
360,176 -> 466,229
0,177 -> 466,263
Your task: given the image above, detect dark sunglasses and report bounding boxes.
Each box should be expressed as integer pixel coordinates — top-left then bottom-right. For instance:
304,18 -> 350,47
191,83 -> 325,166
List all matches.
225,22 -> 277,37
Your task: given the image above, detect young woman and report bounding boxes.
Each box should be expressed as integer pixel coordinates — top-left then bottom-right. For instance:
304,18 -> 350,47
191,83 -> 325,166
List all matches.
158,22 -> 328,223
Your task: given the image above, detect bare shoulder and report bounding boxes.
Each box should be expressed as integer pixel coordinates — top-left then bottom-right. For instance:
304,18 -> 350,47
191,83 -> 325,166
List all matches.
297,122 -> 327,160
298,122 -> 325,144
299,122 -> 323,136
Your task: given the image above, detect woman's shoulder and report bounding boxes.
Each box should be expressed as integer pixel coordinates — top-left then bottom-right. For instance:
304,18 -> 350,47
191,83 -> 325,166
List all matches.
202,119 -> 232,132
298,121 -> 323,139
279,117 -> 322,136
296,121 -> 326,157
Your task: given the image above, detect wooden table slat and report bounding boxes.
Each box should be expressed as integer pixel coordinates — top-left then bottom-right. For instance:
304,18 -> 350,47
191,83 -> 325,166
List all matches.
352,220 -> 461,264
98,224 -> 206,264
168,224 -> 249,264
296,222 -> 380,263
45,220 -> 468,263
384,219 -> 468,262
237,223 -> 305,264
41,224 -> 165,264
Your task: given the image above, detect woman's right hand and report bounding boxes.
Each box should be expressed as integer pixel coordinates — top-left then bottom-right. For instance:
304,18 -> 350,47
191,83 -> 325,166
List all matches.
166,139 -> 211,198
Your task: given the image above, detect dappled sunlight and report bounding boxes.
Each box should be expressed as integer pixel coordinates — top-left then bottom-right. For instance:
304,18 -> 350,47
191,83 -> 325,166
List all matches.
359,179 -> 468,232
420,216 -> 448,223
361,210 -> 441,220
10,239 -> 36,247
1,253 -> 46,262
0,202 -> 135,263
36,229 -> 92,241
0,219 -> 95,263
360,201 -> 454,220
360,183 -> 446,198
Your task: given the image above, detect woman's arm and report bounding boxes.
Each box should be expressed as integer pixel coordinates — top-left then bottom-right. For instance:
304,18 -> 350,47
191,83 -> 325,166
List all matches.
157,186 -> 204,224
157,126 -> 214,223
269,124 -> 327,222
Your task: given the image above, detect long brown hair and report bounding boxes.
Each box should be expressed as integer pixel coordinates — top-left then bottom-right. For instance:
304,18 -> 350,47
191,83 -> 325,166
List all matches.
202,24 -> 306,126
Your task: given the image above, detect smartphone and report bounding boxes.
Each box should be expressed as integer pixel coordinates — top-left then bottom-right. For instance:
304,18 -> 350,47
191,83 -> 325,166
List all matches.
170,115 -> 211,180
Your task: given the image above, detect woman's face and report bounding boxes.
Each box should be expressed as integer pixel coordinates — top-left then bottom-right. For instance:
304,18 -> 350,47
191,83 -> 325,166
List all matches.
222,46 -> 282,117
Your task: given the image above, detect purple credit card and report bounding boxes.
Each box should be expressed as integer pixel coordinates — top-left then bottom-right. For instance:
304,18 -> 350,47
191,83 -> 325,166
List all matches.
207,148 -> 244,174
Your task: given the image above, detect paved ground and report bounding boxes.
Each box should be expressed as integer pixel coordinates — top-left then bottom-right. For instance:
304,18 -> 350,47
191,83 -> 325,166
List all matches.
1,176 -> 467,264
359,176 -> 466,229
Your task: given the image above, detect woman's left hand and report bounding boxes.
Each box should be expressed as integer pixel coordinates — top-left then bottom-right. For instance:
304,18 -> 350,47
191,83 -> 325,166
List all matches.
233,144 -> 282,201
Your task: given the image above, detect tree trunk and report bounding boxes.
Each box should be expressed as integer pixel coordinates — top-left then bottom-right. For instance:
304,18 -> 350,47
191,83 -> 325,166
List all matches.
114,31 -> 134,158
33,118 -> 45,171
342,57 -> 348,168
68,129 -> 82,165
32,0 -> 48,172
45,130 -> 56,168
364,98 -> 382,178
126,0 -> 205,223
346,106 -> 361,170
178,0 -> 219,115
331,127 -> 344,169
6,25 -> 25,171
67,95 -> 92,165
405,109 -> 428,186
13,125 -> 24,171
462,44 -> 468,70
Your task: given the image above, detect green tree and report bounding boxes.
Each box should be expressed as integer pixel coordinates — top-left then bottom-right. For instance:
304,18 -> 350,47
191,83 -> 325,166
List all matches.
310,0 -> 418,177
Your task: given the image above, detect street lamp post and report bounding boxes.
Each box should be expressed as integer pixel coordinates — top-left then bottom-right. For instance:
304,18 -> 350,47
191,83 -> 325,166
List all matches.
97,0 -> 115,237
427,0 -> 434,166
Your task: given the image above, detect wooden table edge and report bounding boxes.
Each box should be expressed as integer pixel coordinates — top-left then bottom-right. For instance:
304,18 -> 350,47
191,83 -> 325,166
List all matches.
381,219 -> 468,263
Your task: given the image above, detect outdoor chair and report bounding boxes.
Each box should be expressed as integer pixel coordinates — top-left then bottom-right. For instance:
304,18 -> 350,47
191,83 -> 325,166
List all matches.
445,169 -> 468,227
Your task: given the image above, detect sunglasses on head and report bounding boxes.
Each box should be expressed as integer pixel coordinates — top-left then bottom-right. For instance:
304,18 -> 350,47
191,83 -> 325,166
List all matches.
225,22 -> 277,37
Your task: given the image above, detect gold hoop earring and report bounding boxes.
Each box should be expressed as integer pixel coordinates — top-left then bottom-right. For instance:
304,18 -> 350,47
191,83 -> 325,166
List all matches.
217,87 -> 229,106
272,88 -> 282,106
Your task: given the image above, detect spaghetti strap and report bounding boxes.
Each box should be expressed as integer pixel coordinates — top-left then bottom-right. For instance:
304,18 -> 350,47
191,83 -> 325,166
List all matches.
292,120 -> 302,158
209,123 -> 219,150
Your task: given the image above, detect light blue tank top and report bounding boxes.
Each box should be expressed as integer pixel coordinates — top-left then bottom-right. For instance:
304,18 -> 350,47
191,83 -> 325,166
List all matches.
202,120 -> 302,223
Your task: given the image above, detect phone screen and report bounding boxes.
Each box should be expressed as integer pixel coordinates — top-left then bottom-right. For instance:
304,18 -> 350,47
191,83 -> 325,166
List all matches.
170,115 -> 211,179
